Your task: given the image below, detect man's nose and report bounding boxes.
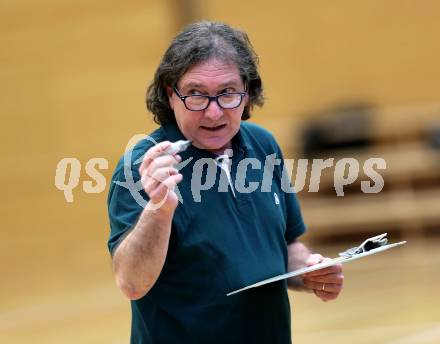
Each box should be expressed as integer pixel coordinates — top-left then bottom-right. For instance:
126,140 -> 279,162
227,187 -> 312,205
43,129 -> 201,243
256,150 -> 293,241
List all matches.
204,99 -> 223,120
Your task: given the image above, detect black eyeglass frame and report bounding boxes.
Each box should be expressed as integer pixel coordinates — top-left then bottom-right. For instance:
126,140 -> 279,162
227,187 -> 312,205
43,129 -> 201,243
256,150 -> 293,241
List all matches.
173,86 -> 247,111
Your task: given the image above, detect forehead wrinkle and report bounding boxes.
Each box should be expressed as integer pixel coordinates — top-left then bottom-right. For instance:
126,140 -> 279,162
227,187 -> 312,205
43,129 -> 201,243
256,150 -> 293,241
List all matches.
182,80 -> 241,89
178,60 -> 243,91
179,72 -> 243,92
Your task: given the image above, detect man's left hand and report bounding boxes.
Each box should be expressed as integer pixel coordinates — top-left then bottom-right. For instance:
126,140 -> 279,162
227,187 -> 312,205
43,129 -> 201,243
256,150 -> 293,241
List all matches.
302,254 -> 344,302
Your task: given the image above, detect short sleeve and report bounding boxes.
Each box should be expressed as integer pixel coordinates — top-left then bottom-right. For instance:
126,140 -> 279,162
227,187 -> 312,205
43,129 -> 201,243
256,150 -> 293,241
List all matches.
107,153 -> 149,256
283,191 -> 307,244
274,145 -> 307,244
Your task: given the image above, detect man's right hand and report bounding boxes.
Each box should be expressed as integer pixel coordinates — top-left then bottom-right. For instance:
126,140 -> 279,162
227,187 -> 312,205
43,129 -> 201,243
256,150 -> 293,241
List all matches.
139,141 -> 183,213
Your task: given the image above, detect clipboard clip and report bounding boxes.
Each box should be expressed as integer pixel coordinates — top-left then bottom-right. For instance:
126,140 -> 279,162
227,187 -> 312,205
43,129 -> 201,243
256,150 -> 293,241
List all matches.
339,233 -> 389,258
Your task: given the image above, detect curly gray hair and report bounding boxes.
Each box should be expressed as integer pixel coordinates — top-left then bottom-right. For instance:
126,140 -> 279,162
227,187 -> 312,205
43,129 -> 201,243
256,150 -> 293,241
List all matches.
146,21 -> 264,125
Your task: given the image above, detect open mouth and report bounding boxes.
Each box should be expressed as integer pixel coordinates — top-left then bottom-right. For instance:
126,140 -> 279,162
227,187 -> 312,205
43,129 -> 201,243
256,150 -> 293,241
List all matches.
200,124 -> 226,132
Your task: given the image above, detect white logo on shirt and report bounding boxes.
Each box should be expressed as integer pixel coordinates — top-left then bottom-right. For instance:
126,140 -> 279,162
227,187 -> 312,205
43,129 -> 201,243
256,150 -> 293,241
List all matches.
274,192 -> 280,205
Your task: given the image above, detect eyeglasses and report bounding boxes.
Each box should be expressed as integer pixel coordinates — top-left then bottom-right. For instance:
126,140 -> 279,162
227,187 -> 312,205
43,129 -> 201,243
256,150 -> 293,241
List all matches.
173,86 -> 247,111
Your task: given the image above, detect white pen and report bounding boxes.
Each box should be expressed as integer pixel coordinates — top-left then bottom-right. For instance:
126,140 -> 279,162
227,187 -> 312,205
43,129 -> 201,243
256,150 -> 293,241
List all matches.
160,140 -> 192,156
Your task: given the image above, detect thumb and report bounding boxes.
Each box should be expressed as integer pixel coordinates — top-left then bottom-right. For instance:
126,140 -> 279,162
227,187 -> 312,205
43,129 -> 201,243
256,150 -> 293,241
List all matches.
305,253 -> 324,267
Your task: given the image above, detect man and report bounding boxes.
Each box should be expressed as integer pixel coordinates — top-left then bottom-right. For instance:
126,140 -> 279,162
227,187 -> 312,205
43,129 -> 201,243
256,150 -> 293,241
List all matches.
108,21 -> 343,343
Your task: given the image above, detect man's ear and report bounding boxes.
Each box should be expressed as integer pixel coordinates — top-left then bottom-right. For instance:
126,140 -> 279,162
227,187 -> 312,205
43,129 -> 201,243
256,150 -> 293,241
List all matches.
166,86 -> 174,110
243,82 -> 250,107
243,92 -> 250,107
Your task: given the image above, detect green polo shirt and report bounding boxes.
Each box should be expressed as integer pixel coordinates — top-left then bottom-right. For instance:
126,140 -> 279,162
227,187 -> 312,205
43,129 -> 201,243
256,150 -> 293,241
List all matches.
107,121 -> 306,344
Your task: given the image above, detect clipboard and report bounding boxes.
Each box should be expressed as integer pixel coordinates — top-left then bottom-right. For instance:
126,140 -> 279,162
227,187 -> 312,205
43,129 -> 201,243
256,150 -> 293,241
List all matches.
227,233 -> 406,296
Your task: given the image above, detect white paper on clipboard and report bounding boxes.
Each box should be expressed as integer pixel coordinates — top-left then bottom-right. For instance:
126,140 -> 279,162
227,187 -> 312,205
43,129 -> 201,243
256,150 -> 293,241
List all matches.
226,240 -> 406,296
